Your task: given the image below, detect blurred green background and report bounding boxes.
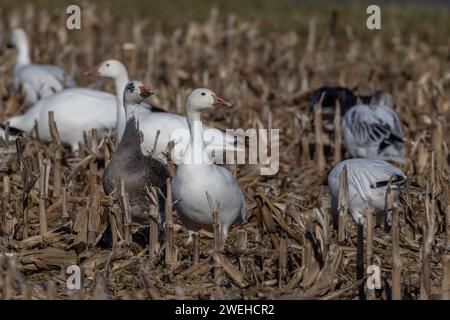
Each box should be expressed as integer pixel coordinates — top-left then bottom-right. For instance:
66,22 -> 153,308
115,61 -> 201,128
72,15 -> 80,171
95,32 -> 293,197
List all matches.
0,0 -> 450,60
1,0 -> 450,43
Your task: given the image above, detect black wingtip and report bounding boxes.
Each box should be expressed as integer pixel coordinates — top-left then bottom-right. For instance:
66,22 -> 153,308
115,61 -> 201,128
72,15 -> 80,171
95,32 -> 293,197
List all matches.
409,181 -> 421,188
148,105 -> 168,113
371,174 -> 406,189
0,123 -> 25,137
387,132 -> 405,144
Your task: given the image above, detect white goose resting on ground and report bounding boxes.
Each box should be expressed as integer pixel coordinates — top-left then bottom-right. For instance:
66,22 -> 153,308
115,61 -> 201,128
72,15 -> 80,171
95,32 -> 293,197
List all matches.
342,90 -> 405,163
85,59 -> 241,163
5,88 -> 116,151
172,88 -> 247,261
328,158 -> 406,225
327,157 -> 407,299
7,28 -> 76,104
102,81 -> 169,224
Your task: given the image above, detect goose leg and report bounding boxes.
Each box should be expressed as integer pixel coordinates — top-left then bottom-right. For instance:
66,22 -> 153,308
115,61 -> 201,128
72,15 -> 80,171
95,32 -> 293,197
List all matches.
221,226 -> 228,249
185,230 -> 195,246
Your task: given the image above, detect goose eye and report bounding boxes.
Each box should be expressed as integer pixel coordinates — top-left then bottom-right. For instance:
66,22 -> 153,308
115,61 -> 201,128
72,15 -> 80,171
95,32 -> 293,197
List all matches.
106,63 -> 110,67
126,83 -> 135,92
201,92 -> 206,96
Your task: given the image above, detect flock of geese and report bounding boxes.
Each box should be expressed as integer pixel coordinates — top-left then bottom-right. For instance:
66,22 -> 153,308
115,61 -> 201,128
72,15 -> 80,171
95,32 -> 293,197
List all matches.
2,27 -> 410,260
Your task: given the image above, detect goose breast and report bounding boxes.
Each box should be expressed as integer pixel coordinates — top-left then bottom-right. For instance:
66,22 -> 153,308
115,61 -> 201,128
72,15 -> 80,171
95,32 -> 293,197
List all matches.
172,164 -> 246,233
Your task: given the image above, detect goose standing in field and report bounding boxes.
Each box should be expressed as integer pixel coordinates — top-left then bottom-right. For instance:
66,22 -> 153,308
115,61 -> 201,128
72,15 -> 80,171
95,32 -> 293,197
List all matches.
7,28 -> 76,104
342,90 -> 405,163
172,88 -> 247,261
328,158 -> 406,225
4,88 -> 116,151
102,80 -> 169,224
85,59 -> 241,162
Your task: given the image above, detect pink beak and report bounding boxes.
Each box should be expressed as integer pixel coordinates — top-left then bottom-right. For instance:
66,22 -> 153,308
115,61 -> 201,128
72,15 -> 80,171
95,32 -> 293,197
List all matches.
213,95 -> 232,108
84,65 -> 100,76
139,85 -> 155,98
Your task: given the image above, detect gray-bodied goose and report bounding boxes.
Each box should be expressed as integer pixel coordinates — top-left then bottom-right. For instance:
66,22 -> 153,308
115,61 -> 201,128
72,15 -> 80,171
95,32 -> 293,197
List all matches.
102,80 -> 169,224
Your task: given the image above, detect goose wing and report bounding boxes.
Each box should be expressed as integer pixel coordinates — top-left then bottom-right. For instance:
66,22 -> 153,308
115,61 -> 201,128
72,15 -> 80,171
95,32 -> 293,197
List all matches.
344,105 -> 403,150
40,64 -> 77,88
328,158 -> 406,202
347,159 -> 406,202
14,64 -> 76,103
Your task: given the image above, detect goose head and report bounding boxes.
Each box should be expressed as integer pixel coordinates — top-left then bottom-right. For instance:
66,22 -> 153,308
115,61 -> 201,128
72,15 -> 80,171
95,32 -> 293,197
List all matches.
370,90 -> 394,108
7,28 -> 28,49
123,80 -> 155,105
186,88 -> 232,113
85,59 -> 128,79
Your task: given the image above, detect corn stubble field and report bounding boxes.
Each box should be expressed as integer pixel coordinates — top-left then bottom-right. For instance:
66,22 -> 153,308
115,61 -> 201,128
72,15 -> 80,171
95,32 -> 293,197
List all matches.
0,2 -> 449,300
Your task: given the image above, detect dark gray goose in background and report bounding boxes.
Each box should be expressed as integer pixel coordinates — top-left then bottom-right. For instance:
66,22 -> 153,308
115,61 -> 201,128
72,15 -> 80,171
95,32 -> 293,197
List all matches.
342,90 -> 405,163
309,86 -> 372,131
102,80 -> 169,224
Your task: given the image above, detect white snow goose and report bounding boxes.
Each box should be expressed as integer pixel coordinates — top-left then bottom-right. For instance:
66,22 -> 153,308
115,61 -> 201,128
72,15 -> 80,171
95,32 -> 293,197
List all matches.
7,28 -> 76,104
4,87 -> 116,151
102,80 -> 169,224
171,88 -> 247,260
342,90 -> 405,163
328,158 -> 406,225
328,157 -> 407,299
85,59 -> 242,163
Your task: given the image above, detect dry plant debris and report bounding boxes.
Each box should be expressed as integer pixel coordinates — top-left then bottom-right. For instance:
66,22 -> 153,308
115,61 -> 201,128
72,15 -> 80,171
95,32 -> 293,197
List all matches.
0,2 -> 449,300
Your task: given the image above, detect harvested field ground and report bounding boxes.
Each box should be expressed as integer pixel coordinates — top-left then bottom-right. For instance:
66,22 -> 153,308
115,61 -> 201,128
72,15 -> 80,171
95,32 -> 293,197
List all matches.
0,1 -> 449,300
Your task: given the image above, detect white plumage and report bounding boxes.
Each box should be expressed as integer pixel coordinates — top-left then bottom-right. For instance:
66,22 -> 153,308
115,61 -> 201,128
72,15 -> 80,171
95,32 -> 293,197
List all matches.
6,88 -> 116,151
86,59 -> 241,162
342,91 -> 405,163
328,158 -> 406,224
8,28 -> 76,104
172,88 -> 247,244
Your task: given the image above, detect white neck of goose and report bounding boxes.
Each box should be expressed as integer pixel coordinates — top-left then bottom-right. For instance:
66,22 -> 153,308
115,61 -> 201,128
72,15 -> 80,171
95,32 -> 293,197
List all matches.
114,71 -> 131,140
123,99 -> 140,127
15,36 -> 31,68
184,103 -> 211,165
